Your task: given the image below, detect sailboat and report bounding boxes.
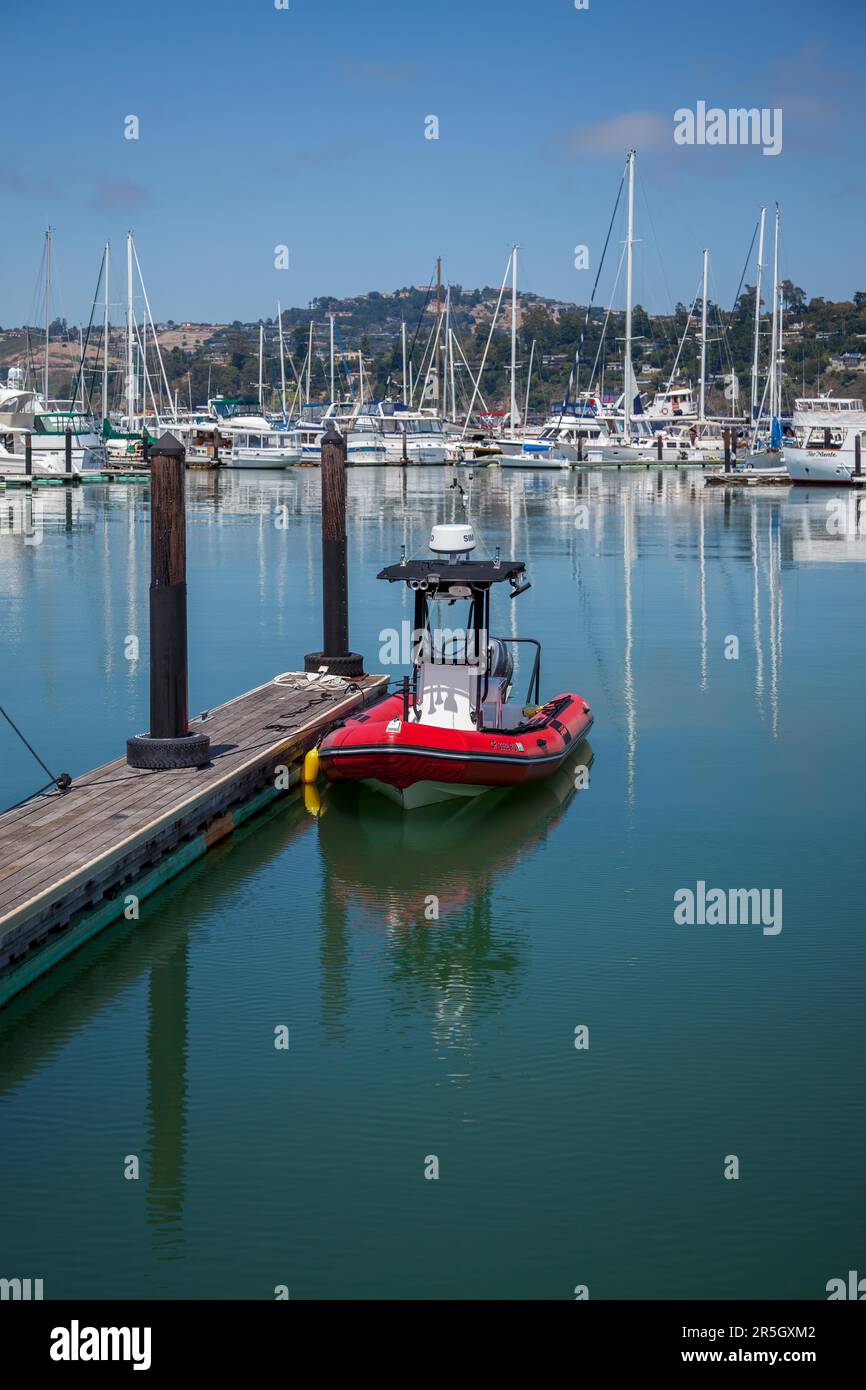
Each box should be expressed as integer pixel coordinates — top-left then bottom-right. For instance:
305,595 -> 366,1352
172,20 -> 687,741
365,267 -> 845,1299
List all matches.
0,229 -> 106,474
740,205 -> 790,479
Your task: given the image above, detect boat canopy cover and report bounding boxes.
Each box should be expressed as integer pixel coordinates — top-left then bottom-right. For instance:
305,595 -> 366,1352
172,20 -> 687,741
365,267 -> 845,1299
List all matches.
378,558 -> 525,589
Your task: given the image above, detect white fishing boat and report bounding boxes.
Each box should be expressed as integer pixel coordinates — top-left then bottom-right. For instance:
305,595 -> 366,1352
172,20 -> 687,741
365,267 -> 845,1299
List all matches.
497,404 -> 612,467
645,384 -> 698,424
209,398 -> 300,467
0,371 -> 104,473
289,403 -> 387,465
355,400 -> 448,464
784,397 -> 866,485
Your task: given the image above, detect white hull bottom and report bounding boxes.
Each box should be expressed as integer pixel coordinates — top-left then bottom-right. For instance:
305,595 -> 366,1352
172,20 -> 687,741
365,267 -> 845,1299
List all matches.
784,448 -> 860,485
299,447 -> 388,465
498,451 -> 571,468
381,447 -> 448,465
0,446 -> 100,475
584,445 -> 703,464
227,452 -> 298,468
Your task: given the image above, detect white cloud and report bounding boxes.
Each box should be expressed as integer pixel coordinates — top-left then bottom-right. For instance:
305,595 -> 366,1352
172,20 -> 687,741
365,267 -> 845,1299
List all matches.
564,111 -> 671,158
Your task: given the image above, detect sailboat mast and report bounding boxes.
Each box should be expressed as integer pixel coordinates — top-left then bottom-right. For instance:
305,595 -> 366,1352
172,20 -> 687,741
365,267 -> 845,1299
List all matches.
329,313 -> 335,402
510,244 -> 518,430
258,323 -> 264,409
435,256 -> 442,411
776,224 -> 784,418
102,242 -> 110,423
306,321 -> 313,405
449,329 -> 457,425
750,207 -> 766,426
126,231 -> 135,430
401,320 -> 407,406
278,302 -> 287,418
699,248 -> 709,423
769,205 -> 780,423
444,285 -> 451,419
44,226 -> 52,403
524,338 -> 536,430
624,151 -> 635,443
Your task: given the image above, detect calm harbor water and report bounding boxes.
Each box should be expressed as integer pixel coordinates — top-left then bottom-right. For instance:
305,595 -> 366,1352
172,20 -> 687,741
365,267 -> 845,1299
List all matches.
0,466 -> 863,1300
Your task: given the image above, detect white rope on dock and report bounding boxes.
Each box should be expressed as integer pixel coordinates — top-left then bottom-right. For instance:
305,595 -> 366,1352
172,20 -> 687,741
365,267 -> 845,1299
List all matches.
271,670 -> 358,692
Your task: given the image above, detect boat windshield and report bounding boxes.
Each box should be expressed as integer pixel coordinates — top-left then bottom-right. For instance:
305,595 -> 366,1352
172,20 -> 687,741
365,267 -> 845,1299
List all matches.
34,413 -> 93,435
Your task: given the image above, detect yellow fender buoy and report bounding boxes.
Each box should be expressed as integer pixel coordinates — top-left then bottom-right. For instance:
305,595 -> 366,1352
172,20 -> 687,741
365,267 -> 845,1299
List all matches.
302,746 -> 319,784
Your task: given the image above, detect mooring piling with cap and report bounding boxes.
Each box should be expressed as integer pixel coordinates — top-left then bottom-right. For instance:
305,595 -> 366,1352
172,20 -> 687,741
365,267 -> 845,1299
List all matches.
304,423 -> 364,677
0,441 -> 383,1008
127,432 -> 211,770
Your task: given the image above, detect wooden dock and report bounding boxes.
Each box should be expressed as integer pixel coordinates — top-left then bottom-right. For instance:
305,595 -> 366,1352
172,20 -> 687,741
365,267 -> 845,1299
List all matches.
0,470 -> 151,487
0,672 -> 386,1008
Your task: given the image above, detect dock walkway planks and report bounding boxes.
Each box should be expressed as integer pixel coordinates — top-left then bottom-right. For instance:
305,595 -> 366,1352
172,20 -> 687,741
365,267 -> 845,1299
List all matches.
0,672 -> 386,1005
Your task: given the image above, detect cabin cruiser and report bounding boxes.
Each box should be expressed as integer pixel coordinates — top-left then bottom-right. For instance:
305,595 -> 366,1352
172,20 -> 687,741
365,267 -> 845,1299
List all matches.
208,397 -> 300,467
0,368 -> 105,472
783,397 -> 866,485
496,402 -> 616,467
354,400 -> 448,464
644,384 -> 697,424
316,514 -> 593,809
289,400 -> 387,464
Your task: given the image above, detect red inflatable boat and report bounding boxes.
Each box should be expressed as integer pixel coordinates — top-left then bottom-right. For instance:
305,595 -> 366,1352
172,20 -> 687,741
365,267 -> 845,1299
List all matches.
318,519 -> 593,809
320,689 -> 592,800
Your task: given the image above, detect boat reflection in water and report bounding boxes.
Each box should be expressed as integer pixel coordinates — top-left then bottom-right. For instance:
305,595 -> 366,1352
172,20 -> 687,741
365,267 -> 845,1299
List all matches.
314,743 -> 592,1047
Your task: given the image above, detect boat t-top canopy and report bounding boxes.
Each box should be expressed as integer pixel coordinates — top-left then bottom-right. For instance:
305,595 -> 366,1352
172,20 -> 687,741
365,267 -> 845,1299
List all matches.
377,557 -> 526,593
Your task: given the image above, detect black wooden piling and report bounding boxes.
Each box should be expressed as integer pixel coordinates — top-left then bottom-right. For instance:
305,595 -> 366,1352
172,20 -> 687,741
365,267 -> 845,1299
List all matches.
402,425 -> 408,465
856,434 -> 862,477
65,428 -> 73,477
141,427 -> 150,464
656,433 -> 663,460
24,432 -> 32,477
723,428 -> 731,473
577,431 -> 583,463
127,433 -> 211,769
304,425 -> 363,676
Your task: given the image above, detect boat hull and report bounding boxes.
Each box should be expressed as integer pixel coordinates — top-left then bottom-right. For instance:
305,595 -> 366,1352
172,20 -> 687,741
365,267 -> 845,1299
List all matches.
318,691 -> 593,804
227,451 -> 298,468
784,447 -> 858,485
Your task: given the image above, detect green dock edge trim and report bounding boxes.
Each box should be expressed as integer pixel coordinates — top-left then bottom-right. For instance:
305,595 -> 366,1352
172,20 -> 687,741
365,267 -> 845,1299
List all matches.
0,774 -> 297,1009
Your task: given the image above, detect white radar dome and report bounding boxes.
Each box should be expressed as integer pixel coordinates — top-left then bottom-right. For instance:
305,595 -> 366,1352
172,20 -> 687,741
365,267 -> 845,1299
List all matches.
429,523 -> 476,555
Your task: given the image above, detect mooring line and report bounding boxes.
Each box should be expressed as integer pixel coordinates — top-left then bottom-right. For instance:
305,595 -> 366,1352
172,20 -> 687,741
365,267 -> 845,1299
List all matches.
0,703 -> 72,811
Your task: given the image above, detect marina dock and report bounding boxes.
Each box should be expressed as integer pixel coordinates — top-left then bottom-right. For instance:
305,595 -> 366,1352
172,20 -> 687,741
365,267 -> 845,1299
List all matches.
0,672 -> 386,1007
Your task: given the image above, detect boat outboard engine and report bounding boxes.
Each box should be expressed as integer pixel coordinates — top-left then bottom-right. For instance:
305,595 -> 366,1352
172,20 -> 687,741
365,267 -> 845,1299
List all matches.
486,637 -> 514,687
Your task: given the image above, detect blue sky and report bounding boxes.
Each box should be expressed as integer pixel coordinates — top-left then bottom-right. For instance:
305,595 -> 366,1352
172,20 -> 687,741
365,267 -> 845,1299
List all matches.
1,0 -> 863,326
